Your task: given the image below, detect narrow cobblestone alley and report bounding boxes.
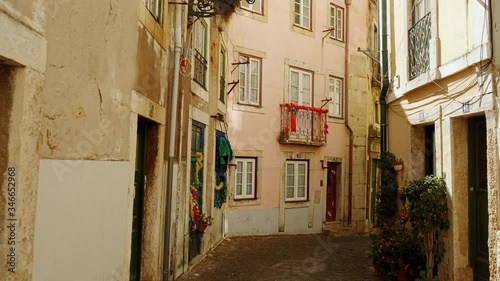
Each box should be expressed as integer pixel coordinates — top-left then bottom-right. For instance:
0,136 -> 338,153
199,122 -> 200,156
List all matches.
177,235 -> 379,281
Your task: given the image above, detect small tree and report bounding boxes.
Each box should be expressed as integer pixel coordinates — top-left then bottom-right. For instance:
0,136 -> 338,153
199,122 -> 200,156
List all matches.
375,152 -> 399,226
404,175 -> 449,280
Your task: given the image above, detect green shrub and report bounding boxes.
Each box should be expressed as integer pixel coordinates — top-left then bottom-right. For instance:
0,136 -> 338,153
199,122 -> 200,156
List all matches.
404,175 -> 449,280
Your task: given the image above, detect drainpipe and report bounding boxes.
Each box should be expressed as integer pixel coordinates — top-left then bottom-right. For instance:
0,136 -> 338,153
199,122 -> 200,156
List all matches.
163,3 -> 182,281
379,0 -> 389,154
344,0 -> 353,226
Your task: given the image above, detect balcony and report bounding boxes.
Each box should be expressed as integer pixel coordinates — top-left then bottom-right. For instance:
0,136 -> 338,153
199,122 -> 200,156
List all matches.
408,12 -> 431,80
279,103 -> 328,146
193,49 -> 207,88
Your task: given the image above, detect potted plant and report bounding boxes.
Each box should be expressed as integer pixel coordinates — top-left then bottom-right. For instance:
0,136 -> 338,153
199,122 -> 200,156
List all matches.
404,175 -> 449,280
195,213 -> 214,233
393,158 -> 404,171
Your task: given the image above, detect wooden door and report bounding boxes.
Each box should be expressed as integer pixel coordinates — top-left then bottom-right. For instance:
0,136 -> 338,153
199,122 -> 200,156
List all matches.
326,162 -> 337,222
468,116 -> 489,281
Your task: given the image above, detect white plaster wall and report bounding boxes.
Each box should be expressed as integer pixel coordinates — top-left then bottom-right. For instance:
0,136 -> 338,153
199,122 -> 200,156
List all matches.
33,160 -> 130,281
284,205 -> 322,235
224,208 -> 279,237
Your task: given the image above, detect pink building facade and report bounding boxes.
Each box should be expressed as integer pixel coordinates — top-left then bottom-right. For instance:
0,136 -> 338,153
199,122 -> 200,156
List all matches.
224,0 -> 378,236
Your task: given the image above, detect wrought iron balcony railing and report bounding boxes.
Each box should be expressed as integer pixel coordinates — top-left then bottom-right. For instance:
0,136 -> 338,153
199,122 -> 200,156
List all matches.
193,49 -> 207,88
279,103 -> 328,146
408,12 -> 431,80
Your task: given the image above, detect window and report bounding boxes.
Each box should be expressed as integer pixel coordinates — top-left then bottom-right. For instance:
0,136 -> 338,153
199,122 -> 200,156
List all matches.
412,0 -> 430,25
193,19 -> 208,88
328,76 -> 342,117
145,0 -> 163,22
235,158 -> 257,199
238,55 -> 261,106
289,68 -> 312,106
374,101 -> 379,124
293,0 -> 311,30
241,0 -> 263,14
372,24 -> 380,84
285,160 -> 308,201
329,4 -> 344,41
220,45 -> 226,103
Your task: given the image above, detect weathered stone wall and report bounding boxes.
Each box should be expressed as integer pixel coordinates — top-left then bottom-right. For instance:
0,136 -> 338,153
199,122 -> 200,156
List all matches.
491,1 -> 500,279
348,53 -> 370,232
0,1 -> 47,279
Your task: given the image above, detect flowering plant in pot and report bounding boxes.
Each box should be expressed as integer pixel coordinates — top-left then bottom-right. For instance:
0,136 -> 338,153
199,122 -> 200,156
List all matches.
195,213 -> 214,233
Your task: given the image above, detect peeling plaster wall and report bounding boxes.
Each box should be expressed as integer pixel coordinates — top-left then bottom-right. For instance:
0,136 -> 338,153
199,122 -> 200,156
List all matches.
134,25 -> 166,105
1,1 -> 171,280
40,0 -> 137,160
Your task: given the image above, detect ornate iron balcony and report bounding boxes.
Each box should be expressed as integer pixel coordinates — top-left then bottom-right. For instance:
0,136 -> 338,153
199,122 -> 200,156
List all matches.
193,49 -> 207,88
187,0 -> 255,18
279,103 -> 328,146
408,12 -> 431,80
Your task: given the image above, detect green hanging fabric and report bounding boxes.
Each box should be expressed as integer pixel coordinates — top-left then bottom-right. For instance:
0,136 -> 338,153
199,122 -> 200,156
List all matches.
214,133 -> 233,208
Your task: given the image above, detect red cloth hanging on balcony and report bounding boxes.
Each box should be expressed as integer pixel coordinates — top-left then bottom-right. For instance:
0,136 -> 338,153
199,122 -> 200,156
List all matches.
290,108 -> 297,132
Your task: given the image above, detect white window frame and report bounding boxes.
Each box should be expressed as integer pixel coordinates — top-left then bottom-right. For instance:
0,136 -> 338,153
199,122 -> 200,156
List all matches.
289,68 -> 312,106
293,0 -> 311,30
412,0 -> 430,25
329,4 -> 344,42
145,0 -> 163,22
285,160 -> 309,202
234,158 -> 257,200
238,55 -> 261,106
241,0 -> 263,14
328,76 -> 342,118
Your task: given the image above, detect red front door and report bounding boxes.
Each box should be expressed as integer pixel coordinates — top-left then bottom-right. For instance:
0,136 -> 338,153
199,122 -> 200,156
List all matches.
326,163 -> 337,222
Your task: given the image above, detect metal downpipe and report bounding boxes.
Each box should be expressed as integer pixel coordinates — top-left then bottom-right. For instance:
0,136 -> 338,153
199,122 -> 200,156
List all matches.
163,3 -> 183,281
379,0 -> 390,154
344,0 -> 353,226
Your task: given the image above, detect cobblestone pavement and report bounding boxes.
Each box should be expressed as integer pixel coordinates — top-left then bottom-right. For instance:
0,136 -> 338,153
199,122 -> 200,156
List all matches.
176,235 -> 380,281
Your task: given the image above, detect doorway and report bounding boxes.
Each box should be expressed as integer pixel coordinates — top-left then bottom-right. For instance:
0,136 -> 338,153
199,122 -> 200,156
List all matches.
130,122 -> 148,281
326,162 -> 338,222
468,116 -> 489,281
189,121 -> 205,262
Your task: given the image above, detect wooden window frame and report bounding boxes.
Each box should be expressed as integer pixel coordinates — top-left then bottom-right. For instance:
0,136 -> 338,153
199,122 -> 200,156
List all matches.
219,44 -> 227,103
234,157 -> 258,200
293,0 -> 312,30
285,160 -> 309,202
145,0 -> 163,23
238,54 -> 262,107
289,67 -> 313,106
193,19 -> 208,88
328,76 -> 343,118
329,3 -> 344,42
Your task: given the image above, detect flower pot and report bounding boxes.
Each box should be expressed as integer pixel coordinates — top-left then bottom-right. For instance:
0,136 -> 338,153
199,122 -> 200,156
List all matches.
393,162 -> 404,171
373,262 -> 382,273
198,224 -> 207,233
396,269 -> 415,281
